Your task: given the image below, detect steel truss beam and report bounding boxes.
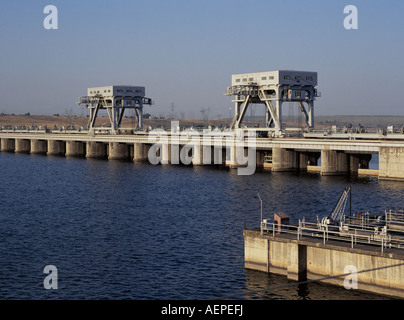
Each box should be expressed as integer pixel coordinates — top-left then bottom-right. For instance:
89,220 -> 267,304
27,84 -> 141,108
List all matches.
225,71 -> 318,137
78,95 -> 153,133
226,87 -> 316,137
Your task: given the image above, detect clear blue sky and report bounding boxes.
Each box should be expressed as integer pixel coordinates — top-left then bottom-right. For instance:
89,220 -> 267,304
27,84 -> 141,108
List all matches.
1,0 -> 403,118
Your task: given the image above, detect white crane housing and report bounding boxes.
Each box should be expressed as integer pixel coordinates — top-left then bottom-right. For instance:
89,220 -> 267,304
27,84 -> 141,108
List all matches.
225,70 -> 319,137
77,85 -> 153,133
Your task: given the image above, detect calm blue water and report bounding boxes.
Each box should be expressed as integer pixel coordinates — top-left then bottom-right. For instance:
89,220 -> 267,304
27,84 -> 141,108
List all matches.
0,152 -> 403,300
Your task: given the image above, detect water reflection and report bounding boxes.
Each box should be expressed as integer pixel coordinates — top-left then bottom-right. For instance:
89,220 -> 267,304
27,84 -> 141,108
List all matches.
243,269 -> 394,300
0,152 -> 403,299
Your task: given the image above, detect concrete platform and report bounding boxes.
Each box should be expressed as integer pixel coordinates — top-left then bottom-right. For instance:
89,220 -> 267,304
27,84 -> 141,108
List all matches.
244,229 -> 404,298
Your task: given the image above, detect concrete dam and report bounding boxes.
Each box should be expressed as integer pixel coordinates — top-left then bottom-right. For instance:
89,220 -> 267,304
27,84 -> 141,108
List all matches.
3,70 -> 403,179
1,130 -> 404,180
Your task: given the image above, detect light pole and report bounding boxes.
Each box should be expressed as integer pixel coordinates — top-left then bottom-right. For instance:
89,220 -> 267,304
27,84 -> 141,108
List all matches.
257,193 -> 263,235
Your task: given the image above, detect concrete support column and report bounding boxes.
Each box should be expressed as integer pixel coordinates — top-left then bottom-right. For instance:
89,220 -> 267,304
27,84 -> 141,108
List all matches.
108,142 -> 129,160
271,147 -> 298,172
287,243 -> 307,282
212,146 -> 226,166
379,147 -> 404,180
204,145 -> 215,165
192,144 -> 202,165
47,140 -> 66,156
86,141 -> 107,159
192,144 -> 215,166
298,152 -> 310,171
15,139 -> 31,153
133,143 -> 147,162
1,138 -> 15,152
299,152 -> 320,171
256,150 -> 265,168
348,153 -> 372,174
30,139 -> 47,154
226,144 -> 238,169
161,143 -> 170,165
191,144 -> 212,166
321,149 -> 349,175
244,232 -> 269,273
66,141 -> 86,157
359,154 -> 372,169
349,154 -> 360,175
143,144 -> 151,163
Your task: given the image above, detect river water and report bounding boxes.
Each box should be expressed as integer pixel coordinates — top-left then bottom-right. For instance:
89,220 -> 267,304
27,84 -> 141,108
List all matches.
0,152 -> 402,300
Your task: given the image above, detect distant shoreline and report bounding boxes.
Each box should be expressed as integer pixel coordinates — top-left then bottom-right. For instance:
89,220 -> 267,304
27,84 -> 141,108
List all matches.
0,114 -> 403,130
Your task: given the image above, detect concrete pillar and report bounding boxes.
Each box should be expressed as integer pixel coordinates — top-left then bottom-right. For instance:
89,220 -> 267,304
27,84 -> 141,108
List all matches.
204,145 -> 215,165
47,140 -> 66,156
108,142 -> 129,160
86,141 -> 107,159
226,144 -> 238,169
192,144 -> 213,166
359,154 -> 372,169
212,147 -> 226,166
133,143 -> 148,162
299,152 -> 320,171
191,144 -> 202,165
321,149 -> 349,175
1,138 -> 15,152
298,152 -> 310,171
244,231 -> 270,273
226,140 -> 251,169
15,139 -> 31,153
379,147 -> 404,180
143,144 -> 151,163
256,150 -> 265,168
287,243 -> 307,282
161,143 -> 170,165
148,143 -> 169,165
349,154 -> 360,175
271,147 -> 298,172
170,142 -> 180,165
30,139 -> 47,154
66,141 -> 86,157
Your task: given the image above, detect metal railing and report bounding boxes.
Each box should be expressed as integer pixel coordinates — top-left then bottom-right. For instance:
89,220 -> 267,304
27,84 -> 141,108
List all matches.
260,218 -> 404,253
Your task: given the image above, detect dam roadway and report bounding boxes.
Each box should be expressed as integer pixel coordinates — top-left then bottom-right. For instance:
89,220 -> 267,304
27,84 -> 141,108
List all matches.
1,130 -> 404,180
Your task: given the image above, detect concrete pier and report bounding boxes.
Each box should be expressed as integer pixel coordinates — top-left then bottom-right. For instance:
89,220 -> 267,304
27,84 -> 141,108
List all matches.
15,139 -> 30,153
108,142 -> 129,160
320,149 -> 349,175
1,138 -> 15,152
30,139 -> 47,154
256,150 -> 265,168
226,144 -> 238,169
133,143 -> 148,162
271,147 -> 298,172
226,144 -> 253,169
244,229 -> 404,298
47,140 -> 66,156
161,143 -> 170,165
86,141 -> 107,159
192,144 -> 205,166
66,141 -> 86,157
299,152 -> 320,171
1,131 -> 404,180
379,146 -> 404,180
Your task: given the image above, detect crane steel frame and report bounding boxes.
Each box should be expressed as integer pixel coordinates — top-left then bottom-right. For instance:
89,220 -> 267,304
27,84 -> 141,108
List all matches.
225,70 -> 319,137
77,85 -> 153,133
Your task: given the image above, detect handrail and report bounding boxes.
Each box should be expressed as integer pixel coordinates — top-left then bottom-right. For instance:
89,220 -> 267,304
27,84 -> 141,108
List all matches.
261,220 -> 404,253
